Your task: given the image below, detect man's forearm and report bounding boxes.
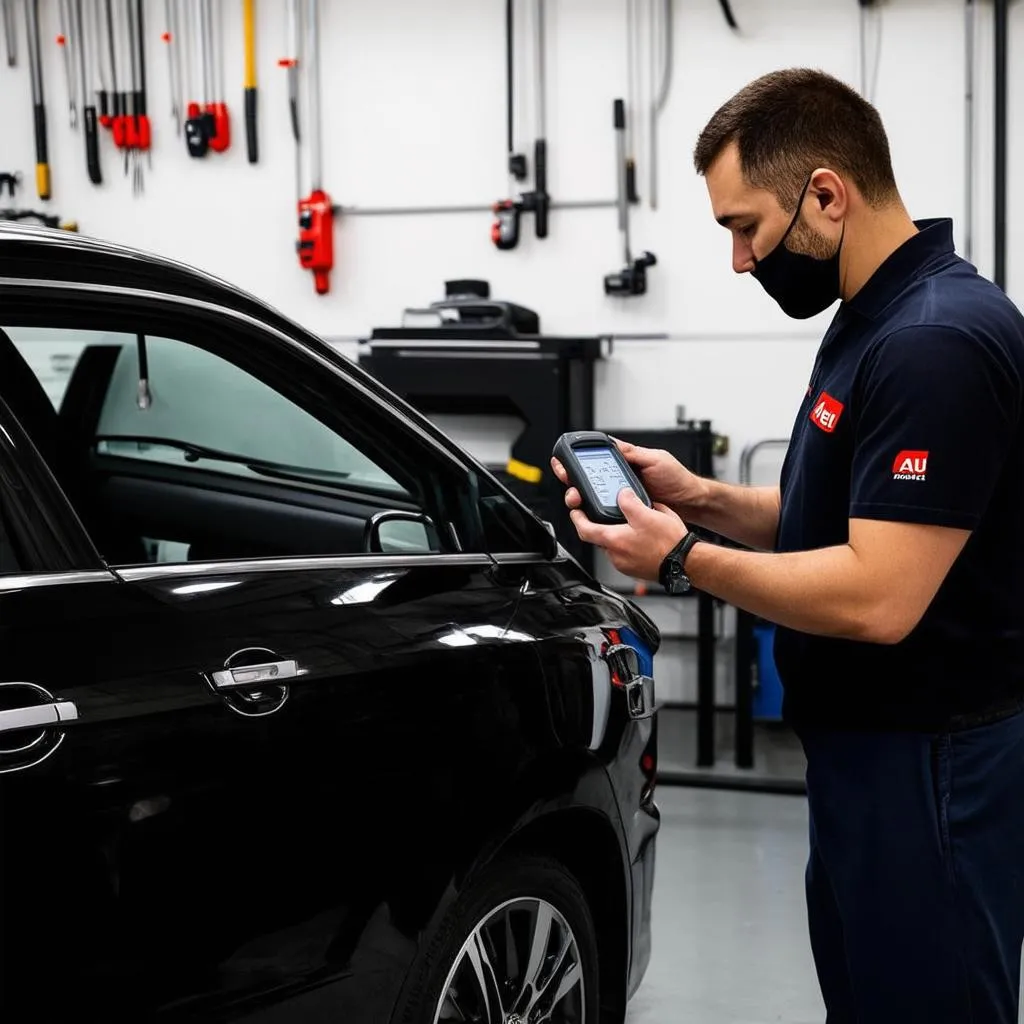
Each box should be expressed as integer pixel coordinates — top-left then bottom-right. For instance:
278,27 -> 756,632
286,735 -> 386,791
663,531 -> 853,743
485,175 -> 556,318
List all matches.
683,539 -> 893,643
683,480 -> 781,551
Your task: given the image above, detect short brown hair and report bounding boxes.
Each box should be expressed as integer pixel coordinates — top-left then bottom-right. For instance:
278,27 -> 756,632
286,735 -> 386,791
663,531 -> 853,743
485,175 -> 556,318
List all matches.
693,68 -> 898,210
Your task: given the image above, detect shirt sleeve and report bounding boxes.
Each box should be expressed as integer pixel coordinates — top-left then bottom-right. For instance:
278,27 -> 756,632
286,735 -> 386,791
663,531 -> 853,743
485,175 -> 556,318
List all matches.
849,324 -> 1020,530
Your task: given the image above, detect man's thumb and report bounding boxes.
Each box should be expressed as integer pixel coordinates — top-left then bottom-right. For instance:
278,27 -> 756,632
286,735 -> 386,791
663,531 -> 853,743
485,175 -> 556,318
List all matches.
617,487 -> 651,524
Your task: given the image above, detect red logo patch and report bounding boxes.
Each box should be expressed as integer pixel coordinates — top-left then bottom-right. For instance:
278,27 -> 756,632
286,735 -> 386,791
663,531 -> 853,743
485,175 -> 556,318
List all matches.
892,450 -> 929,481
809,392 -> 844,433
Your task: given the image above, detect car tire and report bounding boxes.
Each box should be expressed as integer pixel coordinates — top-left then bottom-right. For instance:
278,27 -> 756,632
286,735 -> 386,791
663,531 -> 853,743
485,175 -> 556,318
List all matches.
392,854 -> 600,1024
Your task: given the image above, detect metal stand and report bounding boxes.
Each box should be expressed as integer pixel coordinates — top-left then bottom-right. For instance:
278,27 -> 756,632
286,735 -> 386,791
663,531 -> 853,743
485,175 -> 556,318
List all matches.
358,296 -> 605,572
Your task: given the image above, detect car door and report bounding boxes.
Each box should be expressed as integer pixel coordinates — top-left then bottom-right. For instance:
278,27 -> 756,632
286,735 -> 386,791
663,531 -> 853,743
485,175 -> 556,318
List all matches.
0,296 -> 554,1022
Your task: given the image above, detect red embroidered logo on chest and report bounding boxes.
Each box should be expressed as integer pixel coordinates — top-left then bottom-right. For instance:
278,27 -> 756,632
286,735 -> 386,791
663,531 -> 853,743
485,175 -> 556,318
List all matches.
809,391 -> 844,433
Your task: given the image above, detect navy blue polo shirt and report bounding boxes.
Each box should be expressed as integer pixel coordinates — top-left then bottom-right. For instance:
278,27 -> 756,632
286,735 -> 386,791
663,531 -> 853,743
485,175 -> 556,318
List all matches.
774,218 -> 1024,732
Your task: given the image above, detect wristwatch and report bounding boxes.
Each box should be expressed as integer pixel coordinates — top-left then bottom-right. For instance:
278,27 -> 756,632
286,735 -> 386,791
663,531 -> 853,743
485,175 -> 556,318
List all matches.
659,532 -> 702,594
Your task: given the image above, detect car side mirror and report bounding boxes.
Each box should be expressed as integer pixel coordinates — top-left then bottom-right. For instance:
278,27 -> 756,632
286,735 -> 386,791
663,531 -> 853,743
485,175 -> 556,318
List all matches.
364,510 -> 441,554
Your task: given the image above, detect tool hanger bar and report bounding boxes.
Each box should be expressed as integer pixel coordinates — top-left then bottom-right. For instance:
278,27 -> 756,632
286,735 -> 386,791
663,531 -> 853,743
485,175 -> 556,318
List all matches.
337,198 -> 620,218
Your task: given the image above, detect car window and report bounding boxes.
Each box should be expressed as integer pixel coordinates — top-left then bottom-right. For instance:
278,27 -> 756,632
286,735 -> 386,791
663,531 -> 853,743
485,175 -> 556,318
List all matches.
2,323 -> 452,566
9,327 -> 406,497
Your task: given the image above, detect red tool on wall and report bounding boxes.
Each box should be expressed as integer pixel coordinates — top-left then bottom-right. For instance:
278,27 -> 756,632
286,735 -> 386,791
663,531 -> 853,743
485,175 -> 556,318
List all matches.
284,0 -> 333,295
182,0 -> 229,157
204,0 -> 230,152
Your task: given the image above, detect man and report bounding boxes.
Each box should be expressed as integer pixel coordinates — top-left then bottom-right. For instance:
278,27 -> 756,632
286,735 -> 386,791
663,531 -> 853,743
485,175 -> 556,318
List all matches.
552,69 -> 1024,1022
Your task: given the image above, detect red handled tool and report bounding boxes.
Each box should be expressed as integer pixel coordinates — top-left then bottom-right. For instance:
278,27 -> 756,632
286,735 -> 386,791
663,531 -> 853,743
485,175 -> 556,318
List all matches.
297,190 -> 333,296
203,0 -> 229,151
287,0 -> 334,294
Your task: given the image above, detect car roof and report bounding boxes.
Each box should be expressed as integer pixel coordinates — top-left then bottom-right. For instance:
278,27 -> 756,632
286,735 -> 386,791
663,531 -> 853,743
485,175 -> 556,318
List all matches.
0,221 -> 301,338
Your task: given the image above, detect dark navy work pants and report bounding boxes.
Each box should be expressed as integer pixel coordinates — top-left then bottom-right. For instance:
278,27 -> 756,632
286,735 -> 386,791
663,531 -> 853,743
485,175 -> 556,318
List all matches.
797,709 -> 1024,1023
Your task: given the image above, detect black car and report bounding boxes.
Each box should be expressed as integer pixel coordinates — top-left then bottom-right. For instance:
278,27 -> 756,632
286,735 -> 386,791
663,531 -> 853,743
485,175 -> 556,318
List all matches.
0,223 -> 660,1024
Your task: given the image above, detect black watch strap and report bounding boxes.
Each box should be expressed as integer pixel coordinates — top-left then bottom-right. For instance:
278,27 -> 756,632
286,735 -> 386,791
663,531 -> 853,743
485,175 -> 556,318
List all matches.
659,531 -> 701,592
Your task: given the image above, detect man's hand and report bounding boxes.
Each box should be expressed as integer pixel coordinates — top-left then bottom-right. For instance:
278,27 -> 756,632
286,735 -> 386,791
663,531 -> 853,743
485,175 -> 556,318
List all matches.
611,439 -> 710,519
553,440 -> 782,551
566,487 -> 688,582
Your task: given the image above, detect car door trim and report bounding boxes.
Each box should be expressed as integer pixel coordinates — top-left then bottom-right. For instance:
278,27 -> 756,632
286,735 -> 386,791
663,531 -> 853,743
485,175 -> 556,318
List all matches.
0,553 -> 555,589
114,551 -> 554,581
0,570 -> 118,592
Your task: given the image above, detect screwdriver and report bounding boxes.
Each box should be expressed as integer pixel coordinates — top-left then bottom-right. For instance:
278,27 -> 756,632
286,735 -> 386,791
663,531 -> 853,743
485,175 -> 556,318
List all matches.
74,0 -> 102,184
243,0 -> 257,162
24,0 -> 51,200
2,0 -> 16,66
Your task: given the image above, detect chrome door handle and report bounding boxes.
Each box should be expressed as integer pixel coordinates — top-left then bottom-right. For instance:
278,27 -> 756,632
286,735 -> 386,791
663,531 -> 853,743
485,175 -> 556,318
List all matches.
0,700 -> 79,735
210,660 -> 298,691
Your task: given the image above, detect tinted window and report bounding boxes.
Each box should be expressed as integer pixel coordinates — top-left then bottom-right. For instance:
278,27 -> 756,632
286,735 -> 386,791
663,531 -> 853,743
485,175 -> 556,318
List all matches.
3,325 -> 443,564
10,328 -> 405,497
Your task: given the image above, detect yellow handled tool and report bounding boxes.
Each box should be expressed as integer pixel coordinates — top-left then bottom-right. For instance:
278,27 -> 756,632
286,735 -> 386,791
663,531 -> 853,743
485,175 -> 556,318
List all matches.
243,0 -> 257,163
24,0 -> 51,200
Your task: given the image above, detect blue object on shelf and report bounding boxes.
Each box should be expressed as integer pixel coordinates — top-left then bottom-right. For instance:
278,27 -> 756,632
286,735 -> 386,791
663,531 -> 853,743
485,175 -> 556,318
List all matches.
752,623 -> 784,721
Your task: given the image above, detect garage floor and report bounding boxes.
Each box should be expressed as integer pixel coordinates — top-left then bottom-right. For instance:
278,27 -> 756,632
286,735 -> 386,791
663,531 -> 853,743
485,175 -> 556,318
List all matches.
626,786 -> 825,1024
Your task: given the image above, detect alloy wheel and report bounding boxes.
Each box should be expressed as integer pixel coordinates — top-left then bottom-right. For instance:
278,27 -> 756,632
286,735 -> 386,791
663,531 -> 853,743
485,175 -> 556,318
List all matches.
433,897 -> 587,1024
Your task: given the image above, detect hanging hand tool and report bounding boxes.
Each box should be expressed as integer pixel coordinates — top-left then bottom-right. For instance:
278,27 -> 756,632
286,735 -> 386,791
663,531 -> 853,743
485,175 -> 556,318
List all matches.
132,0 -> 150,172
0,172 -> 21,199
183,0 -> 209,155
205,0 -> 230,152
492,0 -> 550,248
97,0 -> 113,130
504,0 -> 526,180
123,0 -> 141,191
57,0 -> 79,128
2,0 -> 16,66
625,0 -> 640,204
530,0 -> 549,238
604,98 -> 656,296
648,0 -> 673,210
718,0 -> 739,29
74,0 -> 101,183
243,0 -> 257,162
294,0 -> 333,295
24,0 -> 50,200
278,0 -> 300,145
107,0 -> 129,157
162,0 -> 182,134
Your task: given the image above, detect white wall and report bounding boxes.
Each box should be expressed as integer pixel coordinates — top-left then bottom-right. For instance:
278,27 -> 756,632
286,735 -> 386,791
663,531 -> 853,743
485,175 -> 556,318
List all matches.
4,0 -> 1022,485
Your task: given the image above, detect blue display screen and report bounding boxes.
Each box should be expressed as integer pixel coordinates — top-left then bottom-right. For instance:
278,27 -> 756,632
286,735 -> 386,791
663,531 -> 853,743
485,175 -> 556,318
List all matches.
577,446 -> 632,508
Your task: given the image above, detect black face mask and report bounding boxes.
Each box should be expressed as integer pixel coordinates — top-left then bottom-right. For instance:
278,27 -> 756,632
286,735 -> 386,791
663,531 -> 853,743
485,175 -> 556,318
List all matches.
751,177 -> 844,320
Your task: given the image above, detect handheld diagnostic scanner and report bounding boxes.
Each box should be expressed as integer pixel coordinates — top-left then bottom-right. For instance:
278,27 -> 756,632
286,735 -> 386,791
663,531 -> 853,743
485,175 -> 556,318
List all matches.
552,431 -> 652,525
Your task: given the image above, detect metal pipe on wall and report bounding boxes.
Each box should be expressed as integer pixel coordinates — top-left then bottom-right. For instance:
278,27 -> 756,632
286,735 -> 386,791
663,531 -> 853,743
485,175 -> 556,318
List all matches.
994,0 -> 1008,291
964,0 -> 976,263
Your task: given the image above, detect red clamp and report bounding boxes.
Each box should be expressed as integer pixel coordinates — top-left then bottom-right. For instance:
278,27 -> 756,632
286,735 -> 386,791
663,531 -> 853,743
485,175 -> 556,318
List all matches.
297,190 -> 334,295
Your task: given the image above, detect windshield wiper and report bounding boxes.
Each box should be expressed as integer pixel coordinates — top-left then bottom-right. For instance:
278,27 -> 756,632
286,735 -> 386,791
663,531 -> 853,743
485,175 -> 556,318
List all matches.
94,435 -> 351,482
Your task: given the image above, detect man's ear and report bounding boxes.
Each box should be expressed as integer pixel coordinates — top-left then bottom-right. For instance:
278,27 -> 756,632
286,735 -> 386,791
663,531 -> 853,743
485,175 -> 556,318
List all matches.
809,168 -> 848,222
